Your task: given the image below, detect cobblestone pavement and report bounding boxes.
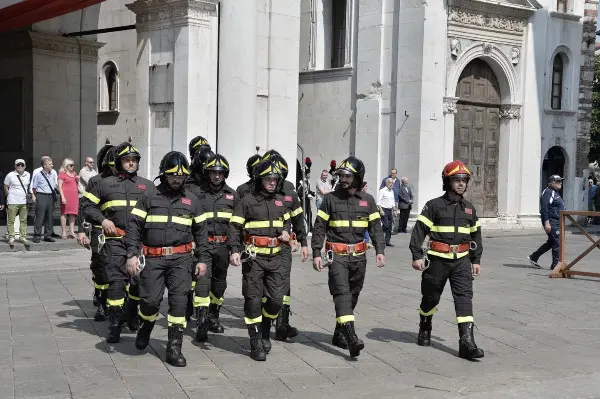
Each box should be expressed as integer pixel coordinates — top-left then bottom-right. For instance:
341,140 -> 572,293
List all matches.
2,230 -> 600,398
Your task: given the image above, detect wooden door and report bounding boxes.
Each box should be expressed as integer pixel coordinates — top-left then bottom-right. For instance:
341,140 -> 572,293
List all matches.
454,59 -> 500,217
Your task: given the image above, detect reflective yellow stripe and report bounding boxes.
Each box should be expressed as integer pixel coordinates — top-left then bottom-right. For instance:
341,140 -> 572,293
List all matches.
146,215 -> 168,223
210,292 -> 224,305
94,282 -> 109,290
231,216 -> 245,225
470,221 -> 481,233
427,250 -> 469,259
217,212 -> 232,219
172,216 -> 193,226
291,207 -> 303,217
368,212 -> 380,221
191,281 -> 196,289
107,298 -> 125,307
244,316 -> 262,324
262,308 -> 279,319
336,315 -> 355,323
261,297 -> 267,304
128,293 -> 140,301
253,246 -> 280,255
419,307 -> 438,316
194,296 -> 210,307
84,191 -> 100,204
194,214 -> 207,223
417,214 -> 433,228
431,226 -> 455,233
457,316 -> 474,323
202,212 -> 215,219
244,220 -> 284,229
273,220 -> 284,227
283,212 -> 291,221
100,200 -> 137,211
329,220 -> 349,227
283,295 -> 291,305
457,227 -> 471,234
138,310 -> 159,322
317,210 -> 330,221
352,221 -> 368,228
167,314 -> 187,327
131,208 -> 147,219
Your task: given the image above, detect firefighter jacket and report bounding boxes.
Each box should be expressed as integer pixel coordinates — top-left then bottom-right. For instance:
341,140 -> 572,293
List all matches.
280,180 -> 308,247
186,180 -> 237,238
227,190 -> 291,256
311,189 -> 385,258
539,188 -> 564,225
77,173 -> 103,233
83,173 -> 154,234
124,183 -> 209,263
236,180 -> 252,199
409,193 -> 483,264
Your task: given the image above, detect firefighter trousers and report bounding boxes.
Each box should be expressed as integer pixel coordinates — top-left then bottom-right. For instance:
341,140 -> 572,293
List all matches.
419,254 -> 473,322
328,254 -> 367,323
101,239 -> 131,308
138,252 -> 193,327
90,229 -> 109,294
194,244 -> 229,307
280,244 -> 292,306
242,253 -> 283,324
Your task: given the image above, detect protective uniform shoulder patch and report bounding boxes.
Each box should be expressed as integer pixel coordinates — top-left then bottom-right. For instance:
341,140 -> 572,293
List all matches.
137,184 -> 147,190
284,196 -> 293,202
359,200 -> 368,207
465,208 -> 472,215
182,198 -> 192,205
225,194 -> 234,200
274,200 -> 283,207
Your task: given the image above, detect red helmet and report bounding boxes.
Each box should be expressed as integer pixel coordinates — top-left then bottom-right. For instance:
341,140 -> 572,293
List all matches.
442,160 -> 471,190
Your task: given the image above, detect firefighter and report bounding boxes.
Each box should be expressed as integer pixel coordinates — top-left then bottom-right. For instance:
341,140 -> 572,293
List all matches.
76,144 -> 115,321
188,136 -> 211,164
261,150 -> 308,341
409,160 -> 484,360
187,154 -> 237,342
312,156 -> 385,358
83,142 -> 154,343
125,151 -> 208,367
229,159 -> 307,361
236,154 -> 262,199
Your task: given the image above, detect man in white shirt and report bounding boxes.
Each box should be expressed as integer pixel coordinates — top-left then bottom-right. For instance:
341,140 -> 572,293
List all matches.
377,178 -> 398,247
4,159 -> 31,247
78,156 -> 98,198
30,155 -> 59,238
316,169 -> 332,210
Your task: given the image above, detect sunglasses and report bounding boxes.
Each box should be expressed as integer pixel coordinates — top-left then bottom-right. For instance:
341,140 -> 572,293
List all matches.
16,163 -> 24,167
67,164 -> 74,167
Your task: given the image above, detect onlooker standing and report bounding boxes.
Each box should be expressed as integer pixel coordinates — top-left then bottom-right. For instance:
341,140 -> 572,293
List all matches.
78,156 -> 97,198
4,159 -> 30,247
31,157 -> 57,243
398,176 -> 413,233
58,158 -> 79,239
362,182 -> 371,248
584,176 -> 597,225
0,170 -> 5,224
380,168 -> 400,233
316,169 -> 332,210
30,155 -> 59,238
377,178 -> 398,247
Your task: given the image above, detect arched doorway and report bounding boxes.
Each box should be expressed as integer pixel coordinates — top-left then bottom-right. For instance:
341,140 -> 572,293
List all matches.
542,146 -> 566,196
454,59 -> 501,217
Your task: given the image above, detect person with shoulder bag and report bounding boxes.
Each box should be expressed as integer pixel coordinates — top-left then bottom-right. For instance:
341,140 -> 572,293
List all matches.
31,157 -> 58,243
4,159 -> 31,247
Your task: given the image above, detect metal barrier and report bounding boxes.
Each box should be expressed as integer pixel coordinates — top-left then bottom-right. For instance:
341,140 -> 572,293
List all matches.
550,210 -> 600,279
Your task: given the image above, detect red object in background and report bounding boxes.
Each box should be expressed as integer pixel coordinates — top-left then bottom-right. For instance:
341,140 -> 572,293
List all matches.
330,160 -> 337,168
305,157 -> 312,167
0,0 -> 106,34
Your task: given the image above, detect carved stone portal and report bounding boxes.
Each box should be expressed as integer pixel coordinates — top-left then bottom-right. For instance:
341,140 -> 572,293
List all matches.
443,96 -> 460,114
510,47 -> 520,65
450,38 -> 461,58
499,104 -> 521,119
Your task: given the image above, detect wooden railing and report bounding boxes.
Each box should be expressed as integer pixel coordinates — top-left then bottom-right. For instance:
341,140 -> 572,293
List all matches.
550,210 -> 600,279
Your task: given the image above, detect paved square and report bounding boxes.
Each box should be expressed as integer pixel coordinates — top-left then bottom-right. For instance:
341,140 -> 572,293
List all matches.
2,229 -> 600,398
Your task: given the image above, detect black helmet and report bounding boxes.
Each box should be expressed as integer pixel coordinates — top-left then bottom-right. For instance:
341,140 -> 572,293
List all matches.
262,153 -> 288,180
336,156 -> 365,189
262,149 -> 281,162
96,144 -> 113,171
192,147 -> 215,173
204,154 -> 230,179
188,136 -> 211,158
115,142 -> 141,173
102,147 -> 118,174
246,154 -> 262,178
159,151 -> 190,176
253,159 -> 283,192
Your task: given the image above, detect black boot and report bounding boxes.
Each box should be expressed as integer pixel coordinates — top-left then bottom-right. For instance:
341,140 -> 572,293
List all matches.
248,324 -> 266,361
166,325 -> 187,367
126,299 -> 140,332
417,315 -> 432,346
261,317 -> 272,353
208,303 -> 224,333
331,323 -> 349,349
458,322 -> 485,360
135,320 -> 155,350
107,306 -> 123,343
275,305 -> 298,341
340,321 -> 364,357
185,291 -> 194,322
195,307 -> 209,342
92,289 -> 99,307
94,290 -> 107,322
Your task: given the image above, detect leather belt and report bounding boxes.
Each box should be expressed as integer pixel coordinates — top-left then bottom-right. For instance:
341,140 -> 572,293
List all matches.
143,242 -> 194,257
244,235 -> 281,248
94,226 -> 126,237
326,240 -> 367,255
208,235 -> 228,243
428,240 -> 470,253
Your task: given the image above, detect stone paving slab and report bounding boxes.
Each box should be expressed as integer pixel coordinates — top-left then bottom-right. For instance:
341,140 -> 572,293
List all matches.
2,230 -> 600,398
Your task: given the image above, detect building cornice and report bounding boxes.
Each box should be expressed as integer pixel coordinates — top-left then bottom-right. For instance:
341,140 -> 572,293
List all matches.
0,31 -> 103,61
447,0 -> 538,36
126,0 -> 220,31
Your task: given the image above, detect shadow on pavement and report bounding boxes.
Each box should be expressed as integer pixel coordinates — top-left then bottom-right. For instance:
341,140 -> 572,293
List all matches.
503,263 -> 537,269
366,328 -> 458,357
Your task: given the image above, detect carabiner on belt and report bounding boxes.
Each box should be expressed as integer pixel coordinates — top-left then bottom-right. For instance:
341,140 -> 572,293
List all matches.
97,233 -> 106,253
322,249 -> 334,267
421,245 -> 430,271
82,221 -> 92,240
240,244 -> 257,263
137,250 -> 146,275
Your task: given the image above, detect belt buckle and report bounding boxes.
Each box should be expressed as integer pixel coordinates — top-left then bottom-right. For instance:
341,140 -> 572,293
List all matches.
347,244 -> 355,255
161,246 -> 173,256
268,238 -> 278,247
449,244 -> 458,254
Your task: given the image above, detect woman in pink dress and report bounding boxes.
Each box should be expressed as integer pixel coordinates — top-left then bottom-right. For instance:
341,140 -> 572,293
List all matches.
58,158 -> 79,239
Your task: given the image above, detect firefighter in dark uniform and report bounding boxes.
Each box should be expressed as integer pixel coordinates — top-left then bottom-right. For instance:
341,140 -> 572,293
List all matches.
229,160 -> 308,361
236,154 -> 262,199
83,143 -> 154,343
312,156 -> 385,358
187,154 -> 237,342
409,160 -> 484,360
188,136 -> 211,164
261,150 -> 308,341
125,151 -> 208,367
77,144 -> 115,321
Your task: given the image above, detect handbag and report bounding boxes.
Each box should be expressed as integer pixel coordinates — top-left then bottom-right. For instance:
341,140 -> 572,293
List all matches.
15,174 -> 33,206
40,171 -> 58,202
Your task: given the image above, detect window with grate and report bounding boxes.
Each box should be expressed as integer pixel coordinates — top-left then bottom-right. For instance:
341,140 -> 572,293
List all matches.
551,54 -> 563,110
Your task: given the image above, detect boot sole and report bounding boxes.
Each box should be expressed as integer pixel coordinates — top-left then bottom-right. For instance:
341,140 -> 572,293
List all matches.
209,327 -> 224,333
349,342 -> 365,357
332,341 -> 349,350
135,341 -> 149,350
459,351 -> 485,360
196,334 -> 208,343
251,354 -> 266,361
166,359 -> 187,367
417,340 -> 431,347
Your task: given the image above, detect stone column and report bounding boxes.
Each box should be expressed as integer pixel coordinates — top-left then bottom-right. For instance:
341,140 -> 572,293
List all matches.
442,96 -> 459,163
497,104 -> 521,225
216,0 -> 257,188
126,0 -> 220,178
